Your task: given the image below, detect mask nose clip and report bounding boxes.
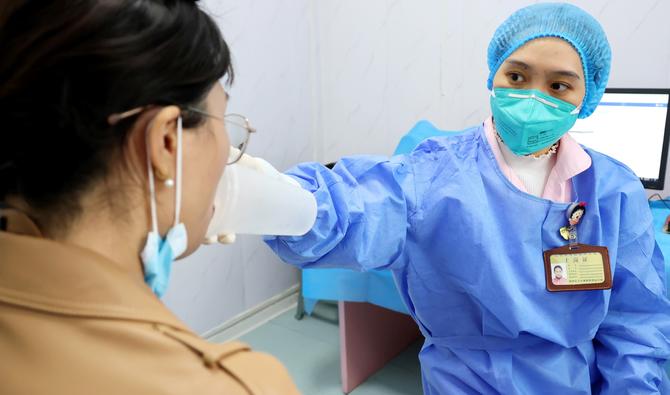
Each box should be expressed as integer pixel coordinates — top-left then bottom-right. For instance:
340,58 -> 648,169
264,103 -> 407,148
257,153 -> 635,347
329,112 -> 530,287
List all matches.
490,87 -> 581,156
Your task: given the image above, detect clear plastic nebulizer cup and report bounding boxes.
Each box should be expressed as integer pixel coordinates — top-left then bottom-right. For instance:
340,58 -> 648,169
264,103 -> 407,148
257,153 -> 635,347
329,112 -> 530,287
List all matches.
204,158 -> 317,244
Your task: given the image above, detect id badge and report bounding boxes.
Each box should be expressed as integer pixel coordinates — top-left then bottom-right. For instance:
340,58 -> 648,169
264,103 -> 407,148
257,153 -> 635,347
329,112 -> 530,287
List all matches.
543,243 -> 612,292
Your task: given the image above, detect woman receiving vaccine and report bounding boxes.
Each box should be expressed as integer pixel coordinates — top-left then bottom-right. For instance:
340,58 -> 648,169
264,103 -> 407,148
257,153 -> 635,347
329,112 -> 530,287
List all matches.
0,1 -> 299,393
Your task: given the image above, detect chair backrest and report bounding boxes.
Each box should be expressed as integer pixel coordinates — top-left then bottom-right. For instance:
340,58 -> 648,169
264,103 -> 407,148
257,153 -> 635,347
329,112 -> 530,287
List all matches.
393,120 -> 462,155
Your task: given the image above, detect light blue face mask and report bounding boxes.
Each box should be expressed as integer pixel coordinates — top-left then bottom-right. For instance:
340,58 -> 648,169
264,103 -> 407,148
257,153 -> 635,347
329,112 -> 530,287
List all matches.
490,88 -> 581,156
140,117 -> 188,298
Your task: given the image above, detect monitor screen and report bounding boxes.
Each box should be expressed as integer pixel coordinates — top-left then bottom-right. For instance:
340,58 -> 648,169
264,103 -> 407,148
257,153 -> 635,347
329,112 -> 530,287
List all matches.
569,88 -> 670,190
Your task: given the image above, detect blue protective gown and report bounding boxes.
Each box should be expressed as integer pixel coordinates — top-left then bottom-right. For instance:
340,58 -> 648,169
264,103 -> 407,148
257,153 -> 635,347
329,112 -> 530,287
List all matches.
265,123 -> 670,394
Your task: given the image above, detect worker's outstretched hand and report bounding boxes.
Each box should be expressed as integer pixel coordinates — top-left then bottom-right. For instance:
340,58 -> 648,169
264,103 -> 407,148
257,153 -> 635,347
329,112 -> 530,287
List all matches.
203,147 -> 301,246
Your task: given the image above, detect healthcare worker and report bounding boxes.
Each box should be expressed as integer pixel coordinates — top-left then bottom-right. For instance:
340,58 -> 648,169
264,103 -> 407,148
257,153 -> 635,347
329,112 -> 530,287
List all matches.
266,3 -> 670,394
0,1 -> 299,394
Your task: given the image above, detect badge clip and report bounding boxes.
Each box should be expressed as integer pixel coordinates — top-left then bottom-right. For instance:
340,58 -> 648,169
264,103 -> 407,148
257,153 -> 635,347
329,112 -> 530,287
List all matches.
559,201 -> 586,249
548,201 -> 611,292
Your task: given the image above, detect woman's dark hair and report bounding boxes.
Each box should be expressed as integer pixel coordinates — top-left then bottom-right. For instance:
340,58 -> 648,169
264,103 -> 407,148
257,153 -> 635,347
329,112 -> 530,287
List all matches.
0,0 -> 233,231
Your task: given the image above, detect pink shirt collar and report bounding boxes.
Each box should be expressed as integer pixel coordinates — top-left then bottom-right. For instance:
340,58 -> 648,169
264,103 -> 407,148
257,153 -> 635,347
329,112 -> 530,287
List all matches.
483,116 -> 592,203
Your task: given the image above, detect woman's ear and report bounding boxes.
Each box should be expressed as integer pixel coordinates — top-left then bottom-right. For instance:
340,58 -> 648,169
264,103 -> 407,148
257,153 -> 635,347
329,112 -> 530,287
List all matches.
146,106 -> 181,180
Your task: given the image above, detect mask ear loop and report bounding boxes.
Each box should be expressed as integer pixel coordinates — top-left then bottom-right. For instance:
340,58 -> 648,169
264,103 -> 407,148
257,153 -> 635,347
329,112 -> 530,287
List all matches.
174,116 -> 183,226
145,130 -> 159,235
145,115 -> 183,232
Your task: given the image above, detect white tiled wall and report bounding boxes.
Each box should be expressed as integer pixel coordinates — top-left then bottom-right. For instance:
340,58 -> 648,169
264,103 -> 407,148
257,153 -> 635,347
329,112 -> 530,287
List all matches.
316,0 -> 670,162
164,0 -> 670,334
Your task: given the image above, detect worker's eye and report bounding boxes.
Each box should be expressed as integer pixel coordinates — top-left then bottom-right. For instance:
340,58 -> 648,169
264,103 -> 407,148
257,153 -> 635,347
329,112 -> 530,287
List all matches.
551,82 -> 570,92
508,72 -> 525,83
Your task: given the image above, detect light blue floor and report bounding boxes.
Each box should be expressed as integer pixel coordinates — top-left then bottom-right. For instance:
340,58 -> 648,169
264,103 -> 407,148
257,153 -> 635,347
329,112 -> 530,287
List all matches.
237,302 -> 424,395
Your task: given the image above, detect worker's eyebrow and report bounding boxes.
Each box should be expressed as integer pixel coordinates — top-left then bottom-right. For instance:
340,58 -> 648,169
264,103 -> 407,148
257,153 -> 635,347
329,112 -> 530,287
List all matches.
504,59 -> 581,80
504,59 -> 531,70
550,70 -> 581,80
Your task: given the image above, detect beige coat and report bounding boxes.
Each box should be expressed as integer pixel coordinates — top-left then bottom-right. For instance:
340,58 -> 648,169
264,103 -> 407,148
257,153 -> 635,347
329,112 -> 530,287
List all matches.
0,208 -> 300,395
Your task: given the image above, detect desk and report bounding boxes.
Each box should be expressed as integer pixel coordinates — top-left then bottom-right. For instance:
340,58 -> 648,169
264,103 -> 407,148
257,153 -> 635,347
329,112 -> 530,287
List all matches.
338,301 -> 420,393
300,269 -> 420,393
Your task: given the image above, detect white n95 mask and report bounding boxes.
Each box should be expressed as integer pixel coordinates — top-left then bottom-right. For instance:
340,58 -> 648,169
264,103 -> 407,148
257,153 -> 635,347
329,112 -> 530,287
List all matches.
204,149 -> 317,244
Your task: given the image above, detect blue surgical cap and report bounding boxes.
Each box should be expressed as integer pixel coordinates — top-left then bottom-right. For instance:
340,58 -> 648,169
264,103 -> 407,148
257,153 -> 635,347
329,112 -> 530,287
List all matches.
487,3 -> 611,118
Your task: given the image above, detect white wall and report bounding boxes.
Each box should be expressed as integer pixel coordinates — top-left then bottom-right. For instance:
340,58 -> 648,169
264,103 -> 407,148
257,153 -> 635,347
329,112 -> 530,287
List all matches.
164,0 -> 670,334
315,0 -> 670,162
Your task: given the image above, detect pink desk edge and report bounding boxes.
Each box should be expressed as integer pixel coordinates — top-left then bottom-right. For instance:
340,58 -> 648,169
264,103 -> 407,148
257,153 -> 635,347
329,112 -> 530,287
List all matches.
338,301 -> 421,393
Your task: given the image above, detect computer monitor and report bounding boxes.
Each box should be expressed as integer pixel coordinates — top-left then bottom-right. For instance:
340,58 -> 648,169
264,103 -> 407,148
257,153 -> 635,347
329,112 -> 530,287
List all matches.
569,88 -> 670,190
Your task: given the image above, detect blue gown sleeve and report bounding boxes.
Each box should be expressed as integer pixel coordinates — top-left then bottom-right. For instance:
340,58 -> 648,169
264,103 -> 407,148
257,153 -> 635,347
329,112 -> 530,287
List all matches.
594,222 -> 670,394
264,154 -> 419,271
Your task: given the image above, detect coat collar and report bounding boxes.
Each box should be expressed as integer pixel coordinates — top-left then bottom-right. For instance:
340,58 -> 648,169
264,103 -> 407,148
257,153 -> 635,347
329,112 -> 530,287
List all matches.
0,207 -> 189,332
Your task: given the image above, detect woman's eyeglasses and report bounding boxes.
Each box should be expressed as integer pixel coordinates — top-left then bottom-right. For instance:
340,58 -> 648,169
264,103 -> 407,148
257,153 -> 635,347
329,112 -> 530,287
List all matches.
185,109 -> 256,165
108,106 -> 256,165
